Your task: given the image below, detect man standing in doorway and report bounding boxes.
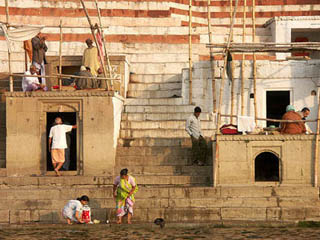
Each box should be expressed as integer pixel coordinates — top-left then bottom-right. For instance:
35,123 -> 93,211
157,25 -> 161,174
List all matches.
31,32 -> 48,85
48,117 -> 76,176
185,107 -> 207,166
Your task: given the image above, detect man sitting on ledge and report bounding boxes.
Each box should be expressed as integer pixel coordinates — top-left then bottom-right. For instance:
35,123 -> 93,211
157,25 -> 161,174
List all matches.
74,66 -> 98,90
280,105 -> 306,134
22,65 -> 46,92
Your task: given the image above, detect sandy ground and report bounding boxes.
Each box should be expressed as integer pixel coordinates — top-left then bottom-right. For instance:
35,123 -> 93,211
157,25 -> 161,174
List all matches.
1,223 -> 320,239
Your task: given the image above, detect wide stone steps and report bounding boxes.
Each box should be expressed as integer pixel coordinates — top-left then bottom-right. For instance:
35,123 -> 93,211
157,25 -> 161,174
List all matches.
118,137 -> 195,147
120,120 -> 215,130
127,89 -> 181,98
115,165 -> 212,176
128,82 -> 181,91
130,73 -> 181,84
122,112 -> 213,121
1,184 -> 320,223
120,129 -> 214,138
124,105 -> 195,113
125,97 -> 184,106
130,62 -> 188,75
116,154 -> 192,166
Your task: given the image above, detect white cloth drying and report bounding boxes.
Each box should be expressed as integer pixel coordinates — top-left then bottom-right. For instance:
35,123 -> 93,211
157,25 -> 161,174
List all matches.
237,115 -> 256,133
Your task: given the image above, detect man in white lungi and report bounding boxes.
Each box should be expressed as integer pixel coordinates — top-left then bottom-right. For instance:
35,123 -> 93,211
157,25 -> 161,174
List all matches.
48,117 -> 76,176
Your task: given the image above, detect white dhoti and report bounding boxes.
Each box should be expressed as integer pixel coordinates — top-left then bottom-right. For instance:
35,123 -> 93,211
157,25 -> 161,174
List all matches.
32,61 -> 46,85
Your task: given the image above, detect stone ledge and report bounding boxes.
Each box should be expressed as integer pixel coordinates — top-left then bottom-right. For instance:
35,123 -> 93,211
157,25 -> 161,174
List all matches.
4,91 -> 116,98
217,134 -> 315,141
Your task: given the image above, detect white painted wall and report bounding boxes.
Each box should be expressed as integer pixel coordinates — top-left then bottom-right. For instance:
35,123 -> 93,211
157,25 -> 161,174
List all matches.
182,59 -> 320,132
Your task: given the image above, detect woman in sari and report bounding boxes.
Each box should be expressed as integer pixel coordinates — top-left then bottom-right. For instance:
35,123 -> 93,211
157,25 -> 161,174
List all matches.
113,168 -> 138,224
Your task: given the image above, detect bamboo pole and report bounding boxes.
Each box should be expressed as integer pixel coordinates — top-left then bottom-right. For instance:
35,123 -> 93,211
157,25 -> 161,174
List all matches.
188,0 -> 193,105
214,0 -> 239,187
80,0 -> 109,90
216,0 -> 239,132
5,0 -> 13,92
94,0 -> 112,75
59,20 -> 63,90
207,0 -> 216,112
230,0 -> 235,124
220,114 -> 317,123
252,0 -> 257,125
314,91 -> 320,187
241,0 -> 246,115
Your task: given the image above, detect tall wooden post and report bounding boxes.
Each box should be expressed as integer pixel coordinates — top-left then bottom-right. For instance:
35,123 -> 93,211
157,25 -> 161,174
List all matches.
94,0 -> 113,88
188,0 -> 193,104
241,0 -> 247,115
230,0 -> 235,124
314,90 -> 320,187
80,0 -> 109,90
59,20 -> 63,90
214,0 -> 239,187
207,0 -> 216,112
252,0 -> 258,124
5,0 -> 13,92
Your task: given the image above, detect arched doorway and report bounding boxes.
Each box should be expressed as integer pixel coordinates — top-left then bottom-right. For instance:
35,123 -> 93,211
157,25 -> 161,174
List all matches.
255,152 -> 280,182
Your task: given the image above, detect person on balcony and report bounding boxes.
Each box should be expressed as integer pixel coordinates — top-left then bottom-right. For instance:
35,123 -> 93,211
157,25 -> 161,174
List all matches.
82,38 -> 100,76
185,106 -> 207,166
74,66 -> 98,90
280,105 -> 306,134
31,32 -> 47,85
22,65 -> 46,91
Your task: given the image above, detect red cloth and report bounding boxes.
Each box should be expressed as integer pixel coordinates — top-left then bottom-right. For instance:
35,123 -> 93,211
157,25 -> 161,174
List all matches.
96,31 -> 104,66
280,111 -> 306,134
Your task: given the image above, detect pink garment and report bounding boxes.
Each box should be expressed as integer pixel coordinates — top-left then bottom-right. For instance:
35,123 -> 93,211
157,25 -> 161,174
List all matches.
114,175 -> 136,187
96,31 -> 104,66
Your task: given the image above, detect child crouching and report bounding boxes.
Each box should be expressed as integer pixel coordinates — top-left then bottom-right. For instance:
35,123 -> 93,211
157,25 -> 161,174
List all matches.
62,195 -> 89,224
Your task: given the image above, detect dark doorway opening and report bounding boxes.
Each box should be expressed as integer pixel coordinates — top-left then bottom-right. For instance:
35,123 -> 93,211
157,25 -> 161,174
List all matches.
47,112 -> 77,171
255,152 -> 279,182
266,91 -> 290,127
58,66 -> 81,86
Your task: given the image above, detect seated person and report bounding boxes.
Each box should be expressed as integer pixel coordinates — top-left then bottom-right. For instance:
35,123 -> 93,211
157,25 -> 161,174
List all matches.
74,66 -> 98,90
280,105 -> 306,134
22,65 -> 46,91
97,67 -> 108,89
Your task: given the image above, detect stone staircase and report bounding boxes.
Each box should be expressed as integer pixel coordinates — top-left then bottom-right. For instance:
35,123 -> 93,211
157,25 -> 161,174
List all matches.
116,59 -> 214,187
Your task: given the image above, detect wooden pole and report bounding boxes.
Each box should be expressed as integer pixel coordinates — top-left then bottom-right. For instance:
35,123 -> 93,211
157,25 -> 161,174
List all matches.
214,0 -> 239,187
314,91 -> 320,187
188,0 -> 193,105
252,0 -> 258,125
94,0 -> 113,88
241,0 -> 247,115
80,0 -> 109,90
5,0 -> 13,92
59,20 -> 63,90
207,0 -> 216,112
230,0 -> 235,124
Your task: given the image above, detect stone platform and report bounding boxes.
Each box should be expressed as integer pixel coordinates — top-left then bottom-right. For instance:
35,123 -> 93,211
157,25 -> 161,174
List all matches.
1,176 -> 320,224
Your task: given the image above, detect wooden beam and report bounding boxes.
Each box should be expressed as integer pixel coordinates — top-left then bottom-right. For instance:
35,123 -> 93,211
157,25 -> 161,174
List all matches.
59,20 -> 63,90
207,0 -> 216,113
241,0 -> 246,116
252,0 -> 258,125
188,0 -> 193,105
314,90 -> 320,187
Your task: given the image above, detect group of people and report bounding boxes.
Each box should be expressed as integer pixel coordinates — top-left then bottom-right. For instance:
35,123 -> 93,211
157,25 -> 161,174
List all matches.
22,33 -> 104,92
62,168 -> 138,225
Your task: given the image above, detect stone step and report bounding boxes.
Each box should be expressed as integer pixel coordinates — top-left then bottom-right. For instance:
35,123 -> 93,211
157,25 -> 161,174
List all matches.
122,112 -> 213,121
116,155 -> 192,166
125,97 -> 184,106
120,120 -> 215,130
130,73 -> 181,83
116,146 -> 192,157
130,62 -> 188,75
114,165 -> 212,176
120,129 -> 214,138
124,105 -> 195,113
135,175 -> 211,186
128,82 -> 182,91
127,89 -> 181,98
118,137 -> 193,147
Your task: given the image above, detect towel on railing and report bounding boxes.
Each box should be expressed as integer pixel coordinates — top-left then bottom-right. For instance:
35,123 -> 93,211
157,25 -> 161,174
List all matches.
237,115 -> 256,133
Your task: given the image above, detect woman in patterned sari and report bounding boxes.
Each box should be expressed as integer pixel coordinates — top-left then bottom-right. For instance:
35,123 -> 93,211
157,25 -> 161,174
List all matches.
113,168 -> 138,224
